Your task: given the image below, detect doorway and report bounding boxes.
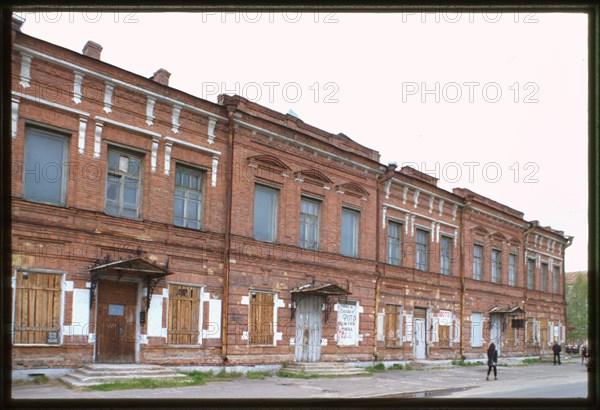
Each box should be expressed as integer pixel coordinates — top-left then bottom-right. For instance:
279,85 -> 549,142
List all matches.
490,314 -> 502,355
96,280 -> 138,363
414,308 -> 427,359
295,295 -> 323,362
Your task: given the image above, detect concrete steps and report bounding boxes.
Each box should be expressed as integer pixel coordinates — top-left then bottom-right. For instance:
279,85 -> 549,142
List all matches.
281,362 -> 369,376
60,364 -> 187,388
410,360 -> 454,370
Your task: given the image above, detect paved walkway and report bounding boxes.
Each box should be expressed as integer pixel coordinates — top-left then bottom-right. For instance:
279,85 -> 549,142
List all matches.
11,361 -> 588,400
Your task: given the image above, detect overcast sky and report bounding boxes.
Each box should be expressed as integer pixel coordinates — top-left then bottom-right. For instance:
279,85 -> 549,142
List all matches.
15,10 -> 588,272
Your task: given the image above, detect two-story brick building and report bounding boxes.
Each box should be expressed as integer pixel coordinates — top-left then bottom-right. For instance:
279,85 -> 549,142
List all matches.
9,16 -> 573,372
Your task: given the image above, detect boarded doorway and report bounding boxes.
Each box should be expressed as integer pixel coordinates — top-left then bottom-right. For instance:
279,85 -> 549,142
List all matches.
295,295 -> 322,362
96,280 -> 138,363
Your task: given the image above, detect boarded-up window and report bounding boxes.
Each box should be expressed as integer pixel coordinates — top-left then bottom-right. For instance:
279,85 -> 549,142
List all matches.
249,292 -> 274,345
540,318 -> 548,347
13,271 -> 62,344
507,319 -> 514,345
439,325 -> 451,346
384,304 -> 402,347
168,284 -> 200,345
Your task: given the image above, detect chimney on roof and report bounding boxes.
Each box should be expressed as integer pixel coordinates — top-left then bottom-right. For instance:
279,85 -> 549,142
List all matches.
150,69 -> 171,86
82,41 -> 103,60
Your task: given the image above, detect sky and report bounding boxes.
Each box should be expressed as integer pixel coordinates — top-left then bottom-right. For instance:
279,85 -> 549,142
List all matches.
14,10 -> 589,272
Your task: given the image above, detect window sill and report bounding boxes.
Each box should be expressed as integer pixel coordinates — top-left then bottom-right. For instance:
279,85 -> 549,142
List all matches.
22,197 -> 67,208
104,211 -> 143,221
249,344 -> 276,347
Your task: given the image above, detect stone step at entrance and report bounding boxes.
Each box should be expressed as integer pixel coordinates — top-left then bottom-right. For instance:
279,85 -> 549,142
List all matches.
410,360 -> 454,370
60,364 -> 187,388
282,362 -> 369,376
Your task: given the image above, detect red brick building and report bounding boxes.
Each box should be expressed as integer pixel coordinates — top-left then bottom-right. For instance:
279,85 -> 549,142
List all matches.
9,17 -> 573,372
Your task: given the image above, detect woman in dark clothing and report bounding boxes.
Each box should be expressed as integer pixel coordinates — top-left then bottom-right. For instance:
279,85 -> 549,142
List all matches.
487,343 -> 498,381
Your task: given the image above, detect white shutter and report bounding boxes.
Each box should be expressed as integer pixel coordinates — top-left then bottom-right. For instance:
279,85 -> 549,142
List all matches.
405,314 -> 413,342
377,312 -> 384,342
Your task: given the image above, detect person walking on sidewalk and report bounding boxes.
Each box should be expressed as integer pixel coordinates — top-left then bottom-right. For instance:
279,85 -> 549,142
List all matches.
552,340 -> 562,365
486,343 -> 498,381
581,344 -> 588,365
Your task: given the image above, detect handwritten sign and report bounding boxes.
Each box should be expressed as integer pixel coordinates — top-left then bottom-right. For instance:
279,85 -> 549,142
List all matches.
439,310 -> 452,326
337,302 -> 358,346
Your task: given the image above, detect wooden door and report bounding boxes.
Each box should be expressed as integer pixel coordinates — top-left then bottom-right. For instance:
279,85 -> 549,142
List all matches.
414,308 -> 427,359
96,280 -> 138,363
490,314 -> 502,355
295,296 -> 322,362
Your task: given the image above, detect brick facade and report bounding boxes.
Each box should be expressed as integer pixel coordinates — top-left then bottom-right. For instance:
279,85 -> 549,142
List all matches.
9,19 -> 572,370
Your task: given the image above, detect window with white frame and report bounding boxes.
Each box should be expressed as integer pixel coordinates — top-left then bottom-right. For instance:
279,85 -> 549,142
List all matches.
253,184 -> 278,242
553,265 -> 560,294
23,126 -> 69,206
541,263 -> 548,292
106,148 -> 142,219
509,253 -> 517,286
415,229 -> 429,271
473,244 -> 483,280
491,249 -> 501,283
471,312 -> 483,347
341,208 -> 359,257
299,197 -> 320,250
387,221 -> 402,266
440,236 -> 452,275
174,166 -> 204,229
13,271 -> 62,344
527,259 -> 535,290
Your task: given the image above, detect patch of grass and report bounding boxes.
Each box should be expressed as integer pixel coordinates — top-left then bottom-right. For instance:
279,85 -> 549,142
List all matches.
365,362 -> 386,373
31,375 -> 51,384
86,369 -> 246,391
387,363 -> 406,370
246,370 -> 272,380
277,370 -> 320,379
452,360 -> 485,366
87,377 -> 200,391
522,358 -> 540,365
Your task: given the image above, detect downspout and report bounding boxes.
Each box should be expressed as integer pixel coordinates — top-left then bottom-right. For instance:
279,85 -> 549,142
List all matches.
373,163 -> 397,361
221,100 -> 237,362
562,236 -> 574,344
523,222 -> 536,314
459,199 -> 470,359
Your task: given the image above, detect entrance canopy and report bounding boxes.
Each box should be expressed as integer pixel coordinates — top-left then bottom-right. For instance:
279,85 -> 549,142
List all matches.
290,283 -> 352,297
489,306 -> 525,315
290,282 -> 351,321
89,255 -> 173,312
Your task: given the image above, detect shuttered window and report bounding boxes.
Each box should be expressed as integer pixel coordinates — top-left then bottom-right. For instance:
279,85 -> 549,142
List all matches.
439,325 -> 451,346
13,271 -> 62,344
168,284 -> 200,345
249,292 -> 274,345
384,304 -> 402,347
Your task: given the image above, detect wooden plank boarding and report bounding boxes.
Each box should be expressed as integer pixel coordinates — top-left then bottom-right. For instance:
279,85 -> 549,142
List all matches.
14,271 -> 61,344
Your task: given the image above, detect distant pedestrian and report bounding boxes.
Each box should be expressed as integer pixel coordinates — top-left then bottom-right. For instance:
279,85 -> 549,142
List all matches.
552,340 -> 562,365
581,344 -> 588,365
486,342 -> 498,381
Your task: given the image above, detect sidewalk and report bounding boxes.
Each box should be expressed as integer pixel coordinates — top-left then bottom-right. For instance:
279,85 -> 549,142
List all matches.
11,361 -> 588,400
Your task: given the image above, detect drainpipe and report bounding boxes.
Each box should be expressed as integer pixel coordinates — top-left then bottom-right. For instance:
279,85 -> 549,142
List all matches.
373,163 -> 397,361
221,99 -> 237,362
459,199 -> 470,360
523,222 -> 536,315
562,236 -> 574,343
